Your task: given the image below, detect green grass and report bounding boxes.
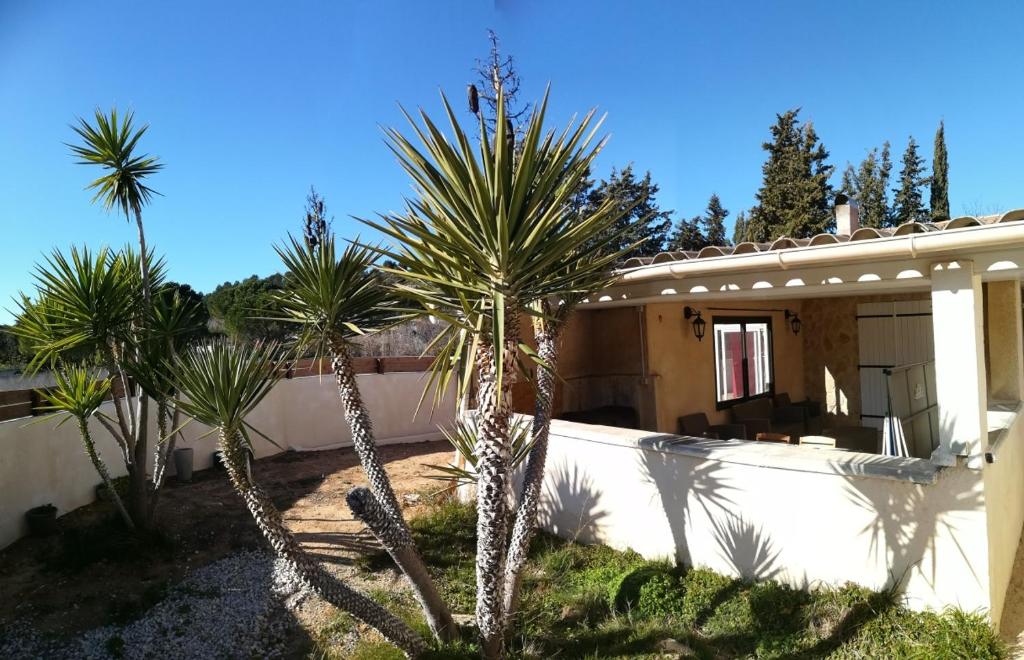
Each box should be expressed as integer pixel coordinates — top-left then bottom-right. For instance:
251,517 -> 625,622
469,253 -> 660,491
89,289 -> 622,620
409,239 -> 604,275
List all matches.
331,498 -> 1006,659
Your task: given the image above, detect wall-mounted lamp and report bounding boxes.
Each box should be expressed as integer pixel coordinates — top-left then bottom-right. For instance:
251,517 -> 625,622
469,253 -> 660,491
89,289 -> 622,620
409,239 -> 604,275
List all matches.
683,306 -> 706,341
785,309 -> 802,335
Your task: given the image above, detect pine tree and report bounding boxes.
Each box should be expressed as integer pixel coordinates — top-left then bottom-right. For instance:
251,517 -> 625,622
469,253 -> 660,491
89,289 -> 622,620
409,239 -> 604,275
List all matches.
702,193 -> 729,246
892,136 -> 928,225
585,166 -> 672,258
669,217 -> 706,251
732,210 -> 749,244
930,121 -> 950,221
748,109 -> 834,241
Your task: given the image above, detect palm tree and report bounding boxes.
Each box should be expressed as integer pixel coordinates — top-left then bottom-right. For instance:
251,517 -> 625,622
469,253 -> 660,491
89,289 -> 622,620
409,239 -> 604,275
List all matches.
172,340 -> 426,658
37,365 -> 134,528
68,108 -> 163,523
274,235 -> 458,642
367,90 -> 627,658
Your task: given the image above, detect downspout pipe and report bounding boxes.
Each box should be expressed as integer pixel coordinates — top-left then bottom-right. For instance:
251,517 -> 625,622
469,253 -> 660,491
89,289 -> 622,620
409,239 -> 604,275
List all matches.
617,222 -> 1024,284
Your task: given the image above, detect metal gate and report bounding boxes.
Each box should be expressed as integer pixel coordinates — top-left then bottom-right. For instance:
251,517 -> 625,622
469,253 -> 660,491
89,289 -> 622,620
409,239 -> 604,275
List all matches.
857,300 -> 938,456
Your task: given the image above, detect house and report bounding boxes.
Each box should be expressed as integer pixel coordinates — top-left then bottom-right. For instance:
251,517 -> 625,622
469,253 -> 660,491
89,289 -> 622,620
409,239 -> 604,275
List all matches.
527,201 -> 1024,628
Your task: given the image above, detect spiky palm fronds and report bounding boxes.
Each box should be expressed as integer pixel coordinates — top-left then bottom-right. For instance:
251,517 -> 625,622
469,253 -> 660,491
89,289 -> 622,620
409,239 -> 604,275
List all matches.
68,108 -> 163,221
424,415 -> 535,486
37,364 -> 111,423
365,88 -> 631,401
13,246 -> 137,373
273,234 -> 402,357
172,340 -> 281,442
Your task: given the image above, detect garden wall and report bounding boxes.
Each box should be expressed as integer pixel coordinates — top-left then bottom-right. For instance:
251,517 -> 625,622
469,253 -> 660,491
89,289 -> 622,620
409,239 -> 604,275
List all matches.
535,418 -> 1001,621
0,370 -> 455,549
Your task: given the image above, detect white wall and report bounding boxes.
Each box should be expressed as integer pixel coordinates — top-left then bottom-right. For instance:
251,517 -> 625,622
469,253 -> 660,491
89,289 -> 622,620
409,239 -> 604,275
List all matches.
0,372 -> 454,549
536,419 -> 994,618
984,404 -> 1024,626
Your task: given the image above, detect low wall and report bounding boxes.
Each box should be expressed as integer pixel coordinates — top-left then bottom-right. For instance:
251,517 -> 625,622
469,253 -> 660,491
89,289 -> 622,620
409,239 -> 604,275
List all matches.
984,403 -> 1024,625
0,371 -> 454,549
536,419 -> 993,617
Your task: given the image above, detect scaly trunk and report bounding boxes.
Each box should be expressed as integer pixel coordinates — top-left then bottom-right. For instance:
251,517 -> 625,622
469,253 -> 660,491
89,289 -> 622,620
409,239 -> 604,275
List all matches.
347,488 -> 459,643
475,313 -> 519,660
503,321 -> 560,621
330,340 -> 457,642
218,430 -> 426,658
79,419 -> 134,528
129,207 -> 152,528
330,341 -> 407,529
149,399 -> 175,520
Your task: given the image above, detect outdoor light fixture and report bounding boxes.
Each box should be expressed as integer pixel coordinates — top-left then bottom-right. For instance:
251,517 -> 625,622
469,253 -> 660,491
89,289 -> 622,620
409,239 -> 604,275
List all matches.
684,306 -> 706,341
785,309 -> 802,335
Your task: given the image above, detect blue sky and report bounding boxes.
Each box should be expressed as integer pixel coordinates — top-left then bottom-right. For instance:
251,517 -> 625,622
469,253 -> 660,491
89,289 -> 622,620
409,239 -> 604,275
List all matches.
2,1 -> 1023,324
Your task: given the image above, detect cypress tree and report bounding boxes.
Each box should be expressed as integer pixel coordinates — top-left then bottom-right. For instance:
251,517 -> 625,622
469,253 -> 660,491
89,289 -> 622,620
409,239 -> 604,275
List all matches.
930,121 -> 950,221
669,217 -> 706,251
732,210 -> 749,244
892,136 -> 928,225
842,142 -> 893,228
749,109 -> 834,241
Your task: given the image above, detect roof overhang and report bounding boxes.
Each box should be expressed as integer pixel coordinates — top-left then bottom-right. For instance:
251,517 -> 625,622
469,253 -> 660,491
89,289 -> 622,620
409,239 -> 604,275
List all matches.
580,219 -> 1024,308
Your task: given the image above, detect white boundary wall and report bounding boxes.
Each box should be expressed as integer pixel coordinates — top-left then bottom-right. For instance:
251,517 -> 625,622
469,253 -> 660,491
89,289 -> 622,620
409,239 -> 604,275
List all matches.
536,417 -> 1017,622
0,372 -> 454,549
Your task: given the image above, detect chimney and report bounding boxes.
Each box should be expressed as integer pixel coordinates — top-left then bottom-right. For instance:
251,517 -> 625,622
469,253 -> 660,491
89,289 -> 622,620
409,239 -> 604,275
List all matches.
835,194 -> 859,236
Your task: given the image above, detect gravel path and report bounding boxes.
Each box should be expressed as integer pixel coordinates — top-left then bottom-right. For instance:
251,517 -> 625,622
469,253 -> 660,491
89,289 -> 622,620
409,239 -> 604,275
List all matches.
0,551 -> 307,659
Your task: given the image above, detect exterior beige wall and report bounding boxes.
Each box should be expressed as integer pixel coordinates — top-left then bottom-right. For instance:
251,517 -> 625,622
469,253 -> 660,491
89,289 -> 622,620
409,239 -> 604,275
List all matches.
538,419 -> 994,618
644,301 -> 805,432
984,282 -> 1024,401
801,293 -> 930,426
0,372 -> 455,549
984,408 -> 1024,627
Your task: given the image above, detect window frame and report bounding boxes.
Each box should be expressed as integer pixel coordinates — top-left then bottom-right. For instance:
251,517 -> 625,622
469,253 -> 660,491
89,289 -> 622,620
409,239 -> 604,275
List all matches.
712,315 -> 776,410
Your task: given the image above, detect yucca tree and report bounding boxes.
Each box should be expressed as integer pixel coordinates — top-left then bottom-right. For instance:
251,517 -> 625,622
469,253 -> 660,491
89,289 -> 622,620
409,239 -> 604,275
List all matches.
367,89 -> 627,657
13,246 -> 195,527
36,365 -> 134,527
173,340 -> 426,657
67,108 -> 164,524
273,234 -> 457,642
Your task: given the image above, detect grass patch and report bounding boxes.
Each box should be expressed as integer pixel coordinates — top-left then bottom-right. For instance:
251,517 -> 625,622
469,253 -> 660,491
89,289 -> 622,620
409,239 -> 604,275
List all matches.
344,499 -> 1006,659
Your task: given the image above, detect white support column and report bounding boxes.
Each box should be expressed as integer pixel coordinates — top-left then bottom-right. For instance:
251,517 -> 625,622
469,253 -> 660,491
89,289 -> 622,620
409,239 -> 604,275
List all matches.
930,260 -> 989,468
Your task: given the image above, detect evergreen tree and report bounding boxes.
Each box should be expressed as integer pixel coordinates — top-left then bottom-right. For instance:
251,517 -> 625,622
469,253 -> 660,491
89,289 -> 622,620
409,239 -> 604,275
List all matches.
702,193 -> 729,246
748,109 -> 834,241
892,136 -> 928,225
585,166 -> 672,258
669,217 -> 706,251
841,142 -> 893,228
732,210 -> 749,244
930,121 -> 950,221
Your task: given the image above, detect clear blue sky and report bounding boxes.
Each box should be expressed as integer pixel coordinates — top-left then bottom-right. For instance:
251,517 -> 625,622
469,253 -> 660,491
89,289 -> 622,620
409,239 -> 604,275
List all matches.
2,1 -> 1023,324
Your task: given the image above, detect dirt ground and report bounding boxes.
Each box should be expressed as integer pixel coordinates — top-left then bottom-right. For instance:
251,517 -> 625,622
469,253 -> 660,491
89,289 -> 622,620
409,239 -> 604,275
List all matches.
0,440 -> 455,639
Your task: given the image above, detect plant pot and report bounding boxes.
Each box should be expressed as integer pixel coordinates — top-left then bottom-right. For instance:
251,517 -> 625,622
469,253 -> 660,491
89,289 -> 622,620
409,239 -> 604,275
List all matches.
173,447 -> 194,482
25,504 -> 58,537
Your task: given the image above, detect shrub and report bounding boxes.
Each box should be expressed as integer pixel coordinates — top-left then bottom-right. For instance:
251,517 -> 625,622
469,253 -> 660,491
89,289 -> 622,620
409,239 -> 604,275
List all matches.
634,572 -> 687,619
606,562 -> 674,613
679,567 -> 739,626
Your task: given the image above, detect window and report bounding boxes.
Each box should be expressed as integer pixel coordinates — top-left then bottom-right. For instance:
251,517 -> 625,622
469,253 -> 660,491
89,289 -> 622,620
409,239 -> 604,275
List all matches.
713,317 -> 774,408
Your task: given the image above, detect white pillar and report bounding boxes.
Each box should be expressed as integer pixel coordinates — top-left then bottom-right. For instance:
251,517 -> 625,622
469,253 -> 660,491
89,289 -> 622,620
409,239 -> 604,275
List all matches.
930,260 -> 988,468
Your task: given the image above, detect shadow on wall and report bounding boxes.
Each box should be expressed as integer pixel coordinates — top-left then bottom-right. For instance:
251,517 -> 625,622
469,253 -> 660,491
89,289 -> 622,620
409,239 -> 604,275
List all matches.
638,440 -> 783,582
537,462 -> 608,544
838,455 -> 984,596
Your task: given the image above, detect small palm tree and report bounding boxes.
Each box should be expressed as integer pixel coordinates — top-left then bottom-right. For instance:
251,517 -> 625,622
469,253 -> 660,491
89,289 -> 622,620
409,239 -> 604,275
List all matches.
37,365 -> 134,527
368,90 -> 627,657
274,235 -> 458,642
172,340 -> 426,657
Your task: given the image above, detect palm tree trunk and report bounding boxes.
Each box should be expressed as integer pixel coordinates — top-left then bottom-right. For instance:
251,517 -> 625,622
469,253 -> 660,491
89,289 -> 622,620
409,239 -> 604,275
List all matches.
329,340 -> 409,535
474,314 -> 519,660
503,321 -> 560,621
347,487 -> 459,643
79,419 -> 134,528
129,207 -> 152,528
218,430 -> 426,658
330,340 -> 457,642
